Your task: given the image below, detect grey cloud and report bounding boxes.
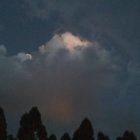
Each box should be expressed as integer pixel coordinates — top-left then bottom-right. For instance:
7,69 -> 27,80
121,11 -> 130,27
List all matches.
23,0 -> 140,58
0,32 -> 139,138
0,25 -> 4,31
17,52 -> 32,62
0,45 -> 7,56
0,0 -> 139,138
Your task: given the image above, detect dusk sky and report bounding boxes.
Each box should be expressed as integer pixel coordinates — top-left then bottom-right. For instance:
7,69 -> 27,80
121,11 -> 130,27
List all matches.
0,0 -> 140,139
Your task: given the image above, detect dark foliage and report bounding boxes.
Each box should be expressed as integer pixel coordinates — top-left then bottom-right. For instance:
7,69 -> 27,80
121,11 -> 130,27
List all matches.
72,118 -> 94,140
61,133 -> 71,140
97,132 -> 110,140
116,131 -> 137,140
123,131 -> 137,140
7,135 -> 17,140
17,107 -> 48,140
0,107 -> 138,140
0,107 -> 7,140
49,134 -> 57,140
116,136 -> 123,140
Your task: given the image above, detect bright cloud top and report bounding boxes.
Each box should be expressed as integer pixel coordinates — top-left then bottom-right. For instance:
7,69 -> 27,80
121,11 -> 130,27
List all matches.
0,31 -> 136,137
61,32 -> 91,51
39,32 -> 92,54
17,52 -> 32,62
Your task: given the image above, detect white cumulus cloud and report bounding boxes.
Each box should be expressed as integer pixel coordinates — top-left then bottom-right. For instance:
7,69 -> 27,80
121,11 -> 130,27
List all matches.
0,32 -> 132,138
17,52 -> 32,62
61,32 -> 91,51
39,32 -> 92,55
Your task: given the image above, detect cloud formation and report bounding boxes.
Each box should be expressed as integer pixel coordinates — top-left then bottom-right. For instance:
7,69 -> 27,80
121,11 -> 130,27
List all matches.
23,0 -> 140,57
0,32 -> 139,138
39,32 -> 91,54
0,0 -> 139,138
17,53 -> 32,62
0,45 -> 7,56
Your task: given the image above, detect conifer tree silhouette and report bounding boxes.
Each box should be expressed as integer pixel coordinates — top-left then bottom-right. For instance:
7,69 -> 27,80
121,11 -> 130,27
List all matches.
123,131 -> 137,140
49,134 -> 57,140
60,133 -> 71,140
97,132 -> 110,140
17,113 -> 33,140
29,107 -> 48,140
17,107 -> 48,140
116,136 -> 123,140
0,106 -> 138,140
29,107 -> 42,129
7,135 -> 17,140
72,118 -> 94,140
0,107 -> 7,140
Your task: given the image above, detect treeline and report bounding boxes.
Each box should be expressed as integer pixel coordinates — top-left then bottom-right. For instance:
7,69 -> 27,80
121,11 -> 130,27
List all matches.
0,106 -> 137,140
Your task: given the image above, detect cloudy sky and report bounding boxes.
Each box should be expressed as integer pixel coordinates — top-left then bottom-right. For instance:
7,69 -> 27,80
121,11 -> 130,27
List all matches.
0,0 -> 140,138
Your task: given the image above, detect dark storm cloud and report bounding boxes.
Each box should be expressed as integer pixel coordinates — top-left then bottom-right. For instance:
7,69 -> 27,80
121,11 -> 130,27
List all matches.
0,32 -> 130,137
24,0 -> 140,39
0,0 -> 140,138
23,0 -> 140,74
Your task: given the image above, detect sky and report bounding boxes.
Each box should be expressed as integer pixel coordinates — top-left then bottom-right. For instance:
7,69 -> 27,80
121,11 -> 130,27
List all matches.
0,0 -> 140,139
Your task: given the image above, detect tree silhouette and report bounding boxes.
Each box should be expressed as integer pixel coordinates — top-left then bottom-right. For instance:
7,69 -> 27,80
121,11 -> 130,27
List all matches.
0,106 -> 138,140
29,107 -> 48,140
116,136 -> 123,140
17,113 -> 34,140
17,107 -> 48,140
49,134 -> 57,140
123,131 -> 137,140
60,133 -> 71,140
36,125 -> 48,140
0,107 -> 7,140
97,132 -> 110,140
72,118 -> 94,140
29,107 -> 42,129
7,135 -> 17,140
